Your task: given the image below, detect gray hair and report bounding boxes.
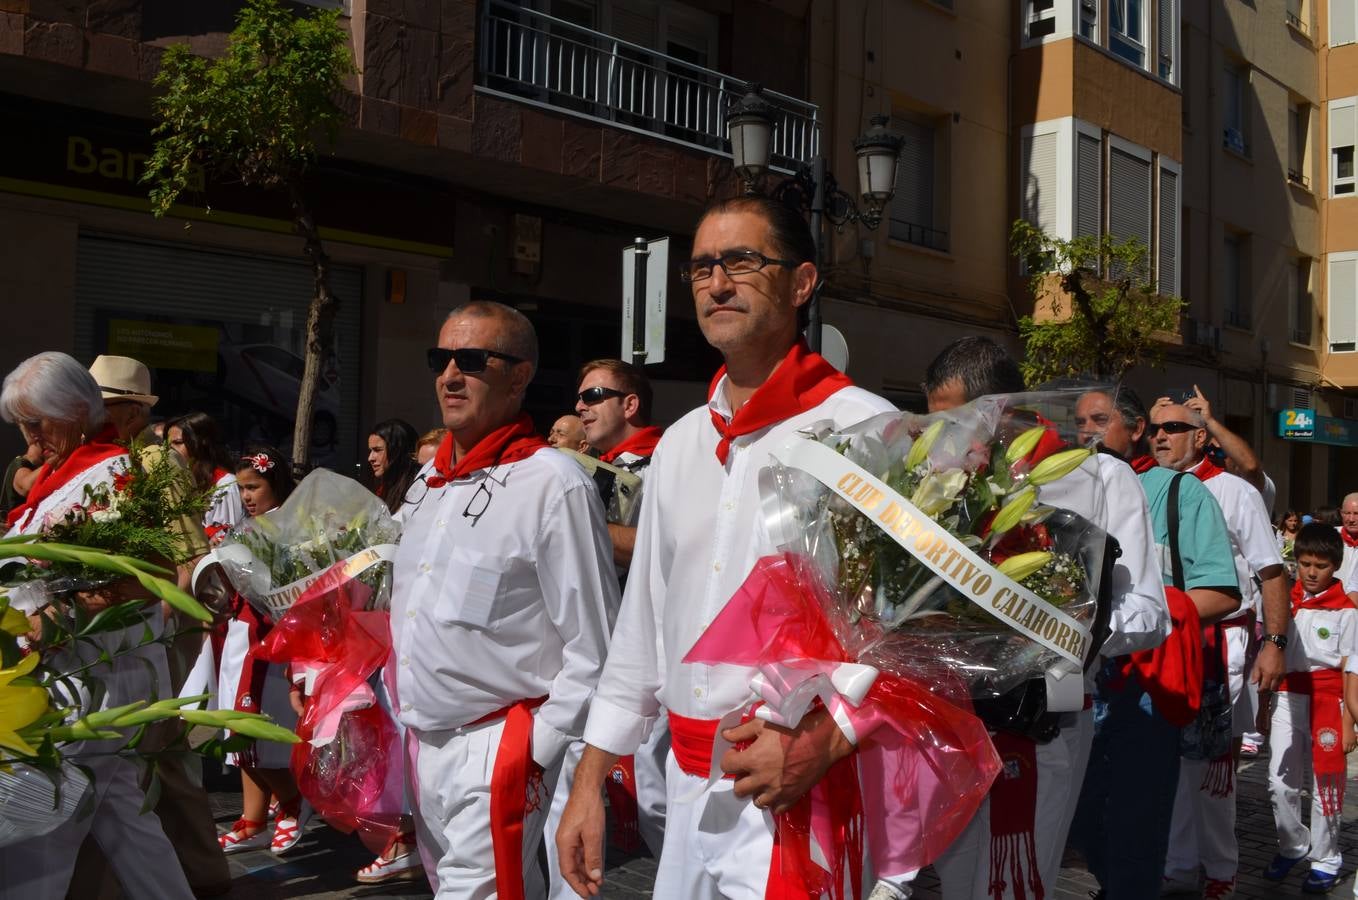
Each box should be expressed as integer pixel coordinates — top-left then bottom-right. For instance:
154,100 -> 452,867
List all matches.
445,301 -> 539,377
1,352 -> 109,430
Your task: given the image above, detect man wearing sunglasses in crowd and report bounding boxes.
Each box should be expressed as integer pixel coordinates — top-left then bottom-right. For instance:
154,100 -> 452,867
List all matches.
1148,396 -> 1288,898
391,301 -> 618,898
557,194 -> 895,900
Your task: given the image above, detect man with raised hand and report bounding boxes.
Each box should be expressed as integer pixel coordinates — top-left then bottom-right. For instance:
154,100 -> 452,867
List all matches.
1070,387 -> 1239,898
556,195 -> 894,899
393,301 -> 616,898
1150,396 -> 1287,899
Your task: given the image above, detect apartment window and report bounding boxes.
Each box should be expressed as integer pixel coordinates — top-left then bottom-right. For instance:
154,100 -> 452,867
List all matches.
1079,0 -> 1098,39
1158,161 -> 1180,296
1285,0 -> 1309,34
1332,0 -> 1356,47
1290,258 -> 1313,345
1331,98 -> 1357,196
889,115 -> 948,251
1110,0 -> 1146,67
1075,130 -> 1102,242
1331,253 -> 1358,352
1021,129 -> 1060,236
1156,0 -> 1177,82
1027,0 -> 1058,39
1289,102 -> 1310,187
1108,140 -> 1153,281
1223,233 -> 1250,329
1223,64 -> 1249,156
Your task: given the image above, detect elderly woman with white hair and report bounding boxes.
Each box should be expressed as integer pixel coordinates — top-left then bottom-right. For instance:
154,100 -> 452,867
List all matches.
0,351 -> 193,900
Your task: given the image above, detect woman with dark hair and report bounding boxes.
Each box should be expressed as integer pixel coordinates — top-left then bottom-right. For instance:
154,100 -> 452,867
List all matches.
366,419 -> 419,515
167,411 -> 244,542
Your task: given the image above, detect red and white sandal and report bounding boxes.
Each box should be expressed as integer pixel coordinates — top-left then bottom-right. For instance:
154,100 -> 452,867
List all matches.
269,797 -> 313,854
356,834 -> 423,884
219,817 -> 269,854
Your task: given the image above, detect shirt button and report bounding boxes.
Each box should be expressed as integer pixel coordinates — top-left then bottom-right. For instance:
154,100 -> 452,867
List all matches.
406,610 -> 416,619
724,502 -> 735,511
713,563 -> 721,572
420,563 -> 431,573
401,703 -> 412,712
694,688 -> 703,698
400,656 -> 410,666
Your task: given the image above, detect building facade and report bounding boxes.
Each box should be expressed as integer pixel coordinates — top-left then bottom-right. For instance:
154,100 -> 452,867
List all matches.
3,0 -> 1357,507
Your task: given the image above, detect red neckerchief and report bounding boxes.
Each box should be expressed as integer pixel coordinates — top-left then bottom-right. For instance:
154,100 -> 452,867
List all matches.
707,341 -> 853,465
1341,527 -> 1358,549
1128,454 -> 1157,474
1277,668 -> 1348,815
6,424 -> 123,529
1290,579 -> 1355,617
1191,456 -> 1225,482
598,426 -> 663,464
425,413 -> 547,488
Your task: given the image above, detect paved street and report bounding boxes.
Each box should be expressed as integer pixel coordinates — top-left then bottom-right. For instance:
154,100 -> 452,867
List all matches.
208,749 -> 1358,899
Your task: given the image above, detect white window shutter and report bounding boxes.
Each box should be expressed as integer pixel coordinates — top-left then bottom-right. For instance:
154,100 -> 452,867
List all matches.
1109,147 -> 1152,276
890,116 -> 935,235
1330,256 -> 1358,349
1331,102 -> 1356,155
1157,0 -> 1176,82
1022,131 -> 1059,233
1076,132 -> 1102,240
1334,1 -> 1357,47
1158,166 -> 1178,296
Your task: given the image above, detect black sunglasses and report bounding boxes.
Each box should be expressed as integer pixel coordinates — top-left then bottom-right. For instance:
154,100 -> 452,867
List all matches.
577,386 -> 629,406
1147,420 -> 1198,436
427,347 -> 524,374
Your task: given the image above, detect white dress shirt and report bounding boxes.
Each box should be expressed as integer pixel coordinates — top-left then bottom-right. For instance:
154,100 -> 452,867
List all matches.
1286,603 -> 1358,673
1192,461 -> 1283,620
1039,453 -> 1169,660
583,382 -> 895,756
390,446 -> 618,770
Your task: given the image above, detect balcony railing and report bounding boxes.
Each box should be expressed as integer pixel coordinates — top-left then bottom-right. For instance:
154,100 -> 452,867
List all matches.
889,219 -> 950,253
476,0 -> 819,171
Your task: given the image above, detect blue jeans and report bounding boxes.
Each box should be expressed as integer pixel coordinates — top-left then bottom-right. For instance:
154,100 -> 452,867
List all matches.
1071,663 -> 1182,899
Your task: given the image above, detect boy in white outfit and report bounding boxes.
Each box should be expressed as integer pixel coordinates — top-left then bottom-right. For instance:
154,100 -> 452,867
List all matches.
1264,523 -> 1357,893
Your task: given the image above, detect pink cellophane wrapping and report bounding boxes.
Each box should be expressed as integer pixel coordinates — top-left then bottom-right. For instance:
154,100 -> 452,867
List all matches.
258,573 -> 404,853
683,553 -> 1001,880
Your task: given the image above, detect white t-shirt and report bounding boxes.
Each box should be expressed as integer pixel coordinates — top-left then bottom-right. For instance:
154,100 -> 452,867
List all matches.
1191,459 -> 1283,618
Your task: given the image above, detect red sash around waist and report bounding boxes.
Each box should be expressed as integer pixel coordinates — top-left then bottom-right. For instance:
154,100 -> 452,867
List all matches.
668,711 -> 727,779
1220,611 -> 1256,629
469,695 -> 548,900
1277,669 -> 1347,816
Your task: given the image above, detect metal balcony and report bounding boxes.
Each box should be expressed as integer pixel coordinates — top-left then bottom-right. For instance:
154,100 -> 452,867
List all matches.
476,0 -> 819,171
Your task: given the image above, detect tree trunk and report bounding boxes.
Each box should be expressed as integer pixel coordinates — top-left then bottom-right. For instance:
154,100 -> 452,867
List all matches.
288,178 -> 339,475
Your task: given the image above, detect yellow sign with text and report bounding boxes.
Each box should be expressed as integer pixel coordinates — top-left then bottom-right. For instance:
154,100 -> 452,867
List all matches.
107,320 -> 220,373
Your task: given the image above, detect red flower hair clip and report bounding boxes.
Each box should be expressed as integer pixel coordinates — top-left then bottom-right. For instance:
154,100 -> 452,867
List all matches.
243,452 -> 275,474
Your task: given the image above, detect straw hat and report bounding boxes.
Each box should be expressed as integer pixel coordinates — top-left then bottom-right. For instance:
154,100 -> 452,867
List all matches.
88,355 -> 159,407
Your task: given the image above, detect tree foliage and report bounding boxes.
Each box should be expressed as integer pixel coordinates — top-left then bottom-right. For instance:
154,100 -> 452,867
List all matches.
1010,220 -> 1185,385
142,0 -> 356,470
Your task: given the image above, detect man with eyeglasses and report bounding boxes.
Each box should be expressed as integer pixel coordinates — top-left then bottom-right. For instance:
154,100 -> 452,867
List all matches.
557,195 -> 895,900
393,301 -> 617,898
1149,397 -> 1287,899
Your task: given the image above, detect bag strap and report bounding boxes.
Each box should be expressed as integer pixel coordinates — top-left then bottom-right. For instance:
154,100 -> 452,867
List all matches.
1167,472 -> 1186,591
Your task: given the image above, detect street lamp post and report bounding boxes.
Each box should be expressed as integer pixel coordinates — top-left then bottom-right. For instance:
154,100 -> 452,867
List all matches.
725,84 -> 903,353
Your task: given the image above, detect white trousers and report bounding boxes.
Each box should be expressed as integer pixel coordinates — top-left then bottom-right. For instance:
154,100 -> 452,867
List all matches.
544,741 -> 584,900
0,755 -> 193,900
1165,628 -> 1248,882
931,710 -> 1094,900
635,714 -> 671,857
652,753 -> 776,900
1268,691 -> 1343,874
413,718 -> 559,899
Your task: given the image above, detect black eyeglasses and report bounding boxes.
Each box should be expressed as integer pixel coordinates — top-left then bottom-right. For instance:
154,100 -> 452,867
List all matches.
577,386 -> 628,406
679,250 -> 798,284
427,347 -> 524,374
1147,420 -> 1199,436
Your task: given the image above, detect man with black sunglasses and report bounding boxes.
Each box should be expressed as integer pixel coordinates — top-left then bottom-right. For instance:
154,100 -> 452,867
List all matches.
392,300 -> 618,899
1149,398 -> 1287,898
557,195 -> 895,900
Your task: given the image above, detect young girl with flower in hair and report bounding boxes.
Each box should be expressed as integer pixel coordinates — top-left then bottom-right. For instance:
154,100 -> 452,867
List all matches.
207,445 -> 313,855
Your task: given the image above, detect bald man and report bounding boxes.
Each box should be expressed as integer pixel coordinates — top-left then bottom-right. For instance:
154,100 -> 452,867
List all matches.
547,414 -> 589,453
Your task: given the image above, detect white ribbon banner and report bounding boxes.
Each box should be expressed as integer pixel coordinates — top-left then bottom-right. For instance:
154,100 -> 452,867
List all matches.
261,543 -> 399,617
770,437 -> 1090,666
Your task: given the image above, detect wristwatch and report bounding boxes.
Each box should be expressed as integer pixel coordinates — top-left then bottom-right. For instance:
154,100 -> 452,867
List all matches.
13,456 -> 37,470
1261,633 -> 1288,651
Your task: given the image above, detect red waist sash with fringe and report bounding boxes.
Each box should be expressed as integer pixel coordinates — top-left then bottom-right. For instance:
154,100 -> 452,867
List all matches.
1277,669 -> 1347,816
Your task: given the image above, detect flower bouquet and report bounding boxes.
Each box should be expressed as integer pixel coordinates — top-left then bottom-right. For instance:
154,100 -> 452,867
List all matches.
682,392 -> 1115,892
0,539 -> 299,849
209,470 -> 404,851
